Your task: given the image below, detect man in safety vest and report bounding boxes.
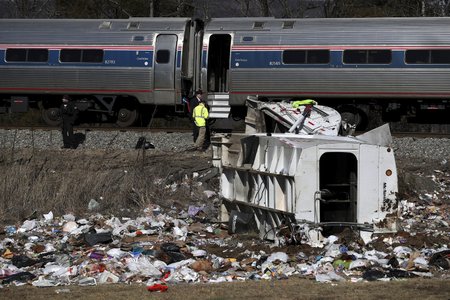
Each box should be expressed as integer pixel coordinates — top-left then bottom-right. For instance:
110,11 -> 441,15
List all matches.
188,89 -> 203,143
192,100 -> 209,150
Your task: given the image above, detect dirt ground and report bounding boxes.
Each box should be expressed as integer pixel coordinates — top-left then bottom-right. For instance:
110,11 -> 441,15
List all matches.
1,278 -> 450,300
1,147 -> 449,299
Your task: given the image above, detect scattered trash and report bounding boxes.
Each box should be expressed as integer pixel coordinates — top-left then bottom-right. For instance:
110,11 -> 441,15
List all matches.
84,232 -> 113,246
62,221 -> 78,233
5,226 -> 16,236
78,277 -> 97,286
429,250 -> 450,270
266,252 -> 289,264
88,199 -> 100,211
32,276 -> 60,287
2,272 -> 36,284
228,210 -> 256,234
147,283 -> 168,292
43,211 -> 54,222
98,271 -> 119,284
0,197 -> 448,289
188,205 -> 204,217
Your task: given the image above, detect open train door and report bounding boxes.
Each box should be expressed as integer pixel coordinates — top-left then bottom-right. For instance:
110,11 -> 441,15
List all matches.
154,34 -> 178,104
206,34 -> 232,118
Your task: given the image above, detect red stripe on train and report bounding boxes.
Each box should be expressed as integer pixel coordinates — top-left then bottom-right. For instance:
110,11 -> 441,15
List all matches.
0,44 -> 154,50
230,91 -> 450,96
0,87 -> 153,93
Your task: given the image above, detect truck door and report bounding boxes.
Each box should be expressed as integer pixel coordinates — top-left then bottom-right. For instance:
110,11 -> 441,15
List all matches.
154,34 -> 177,104
318,152 -> 358,235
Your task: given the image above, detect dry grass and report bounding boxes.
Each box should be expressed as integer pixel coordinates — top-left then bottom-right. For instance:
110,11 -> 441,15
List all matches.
0,147 -> 210,224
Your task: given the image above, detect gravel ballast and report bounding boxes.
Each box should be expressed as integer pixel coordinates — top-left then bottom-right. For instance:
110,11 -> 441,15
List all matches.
0,129 -> 194,152
1,128 -> 449,161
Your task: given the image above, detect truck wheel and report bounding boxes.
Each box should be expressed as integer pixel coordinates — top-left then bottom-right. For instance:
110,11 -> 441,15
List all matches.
338,105 -> 368,130
41,107 -> 61,126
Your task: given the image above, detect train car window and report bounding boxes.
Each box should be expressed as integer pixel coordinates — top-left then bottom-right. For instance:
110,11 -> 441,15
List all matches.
82,49 -> 104,63
133,36 -> 145,42
5,49 -> 48,62
128,22 -> 140,30
307,50 -> 330,64
60,49 -> 82,62
61,49 -> 103,63
343,50 -> 367,64
27,49 -> 48,62
156,50 -> 170,64
242,36 -> 254,42
431,50 -> 450,64
344,50 -> 391,64
283,50 -> 330,64
405,50 -> 430,64
282,21 -> 295,29
5,49 -> 27,62
253,22 -> 264,29
283,50 -> 306,64
99,21 -> 112,29
368,50 -> 391,64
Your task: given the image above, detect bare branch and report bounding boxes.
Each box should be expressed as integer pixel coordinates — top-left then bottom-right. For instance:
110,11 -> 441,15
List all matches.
234,0 -> 252,16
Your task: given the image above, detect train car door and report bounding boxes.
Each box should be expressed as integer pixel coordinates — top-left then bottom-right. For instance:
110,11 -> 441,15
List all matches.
154,34 -> 177,104
207,34 -> 231,93
205,34 -> 232,118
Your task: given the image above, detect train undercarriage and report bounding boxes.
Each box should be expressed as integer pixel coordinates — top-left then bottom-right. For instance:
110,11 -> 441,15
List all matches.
333,100 -> 450,132
0,94 -> 143,127
0,93 -> 449,132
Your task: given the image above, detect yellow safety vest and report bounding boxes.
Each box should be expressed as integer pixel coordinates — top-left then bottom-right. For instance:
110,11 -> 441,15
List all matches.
193,103 -> 208,127
292,99 -> 317,108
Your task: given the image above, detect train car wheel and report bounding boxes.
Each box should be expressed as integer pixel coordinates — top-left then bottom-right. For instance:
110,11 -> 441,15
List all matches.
116,107 -> 138,127
41,107 -> 61,126
338,105 -> 368,130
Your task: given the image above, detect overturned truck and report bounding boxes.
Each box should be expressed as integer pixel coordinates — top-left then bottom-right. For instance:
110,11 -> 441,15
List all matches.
212,99 -> 399,244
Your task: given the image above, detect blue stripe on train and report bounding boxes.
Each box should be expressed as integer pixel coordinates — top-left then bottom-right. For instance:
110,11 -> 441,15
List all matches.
230,50 -> 450,69
0,49 -> 154,68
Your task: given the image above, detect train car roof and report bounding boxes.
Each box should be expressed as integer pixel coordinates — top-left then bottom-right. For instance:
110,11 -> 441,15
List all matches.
205,17 -> 450,30
205,17 -> 450,46
0,17 -> 191,30
0,18 -> 191,45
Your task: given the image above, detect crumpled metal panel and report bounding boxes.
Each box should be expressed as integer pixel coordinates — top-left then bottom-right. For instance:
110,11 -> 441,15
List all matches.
213,125 -> 399,239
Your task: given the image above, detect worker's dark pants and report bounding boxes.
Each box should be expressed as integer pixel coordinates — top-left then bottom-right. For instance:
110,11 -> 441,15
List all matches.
62,120 -> 74,148
192,121 -> 199,142
204,124 -> 211,149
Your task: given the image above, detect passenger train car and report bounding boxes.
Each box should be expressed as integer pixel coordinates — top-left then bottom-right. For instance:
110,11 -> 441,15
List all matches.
1,17 -> 450,127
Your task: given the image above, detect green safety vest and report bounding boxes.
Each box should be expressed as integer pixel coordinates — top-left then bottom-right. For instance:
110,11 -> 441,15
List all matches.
193,103 -> 209,127
292,99 -> 317,108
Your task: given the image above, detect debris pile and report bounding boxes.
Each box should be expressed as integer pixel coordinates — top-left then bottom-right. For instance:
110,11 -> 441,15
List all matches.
1,187 -> 449,288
